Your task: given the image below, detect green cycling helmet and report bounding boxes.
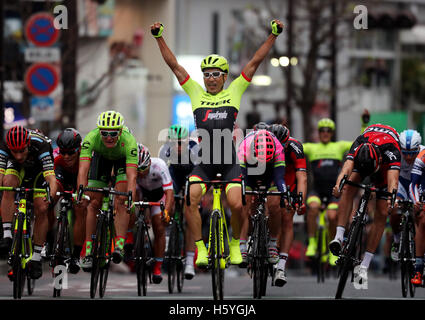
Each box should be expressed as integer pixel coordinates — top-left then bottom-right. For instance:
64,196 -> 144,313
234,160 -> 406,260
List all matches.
317,118 -> 335,131
168,124 -> 189,140
97,110 -> 124,130
201,54 -> 229,73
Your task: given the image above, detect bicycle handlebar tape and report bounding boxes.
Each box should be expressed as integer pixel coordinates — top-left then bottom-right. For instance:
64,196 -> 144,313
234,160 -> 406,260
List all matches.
271,20 -> 283,36
151,23 -> 164,38
77,184 -> 84,202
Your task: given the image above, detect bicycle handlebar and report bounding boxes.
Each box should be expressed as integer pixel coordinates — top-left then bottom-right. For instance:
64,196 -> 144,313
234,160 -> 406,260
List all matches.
56,191 -> 90,201
77,185 -> 132,210
338,175 -> 397,208
131,201 -> 165,211
0,185 -> 52,204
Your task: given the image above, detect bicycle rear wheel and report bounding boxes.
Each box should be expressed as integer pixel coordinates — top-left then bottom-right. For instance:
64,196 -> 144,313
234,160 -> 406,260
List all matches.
259,215 -> 269,298
251,215 -> 263,299
176,226 -> 185,293
167,221 -> 177,294
408,224 -> 416,298
52,216 -> 66,297
135,224 -> 148,296
210,211 -> 224,300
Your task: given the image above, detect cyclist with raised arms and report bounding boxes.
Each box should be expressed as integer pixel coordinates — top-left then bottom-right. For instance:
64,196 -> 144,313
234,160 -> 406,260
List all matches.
136,144 -> 174,284
158,124 -> 199,279
303,116 -> 369,266
151,19 -> 284,267
0,125 -> 58,279
330,124 -> 401,284
52,128 -> 87,274
77,111 -> 138,270
268,124 -> 307,286
408,134 -> 425,285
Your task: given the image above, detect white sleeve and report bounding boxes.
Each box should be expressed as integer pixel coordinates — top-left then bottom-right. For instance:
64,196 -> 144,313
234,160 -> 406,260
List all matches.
157,158 -> 173,191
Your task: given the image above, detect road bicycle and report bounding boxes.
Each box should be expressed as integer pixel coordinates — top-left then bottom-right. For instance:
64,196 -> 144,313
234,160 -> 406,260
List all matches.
130,200 -> 163,296
185,173 -> 242,300
50,190 -> 90,297
334,175 -> 395,299
166,193 -> 186,294
242,184 -> 296,299
0,185 -> 51,299
77,185 -> 132,299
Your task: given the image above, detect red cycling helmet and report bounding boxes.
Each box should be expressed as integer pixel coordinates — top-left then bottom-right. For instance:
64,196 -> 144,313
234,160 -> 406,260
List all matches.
353,143 -> 382,175
253,130 -> 276,163
6,125 -> 30,151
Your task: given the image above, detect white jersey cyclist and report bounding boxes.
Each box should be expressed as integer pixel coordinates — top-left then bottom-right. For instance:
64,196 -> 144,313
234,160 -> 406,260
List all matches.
136,157 -> 173,216
396,130 -> 423,200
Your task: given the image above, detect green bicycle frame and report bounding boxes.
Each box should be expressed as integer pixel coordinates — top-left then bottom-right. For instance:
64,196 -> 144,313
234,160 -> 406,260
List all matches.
208,187 -> 230,264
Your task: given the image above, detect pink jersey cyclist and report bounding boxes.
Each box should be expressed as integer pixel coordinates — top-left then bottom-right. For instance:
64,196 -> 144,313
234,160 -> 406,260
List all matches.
238,130 -> 287,193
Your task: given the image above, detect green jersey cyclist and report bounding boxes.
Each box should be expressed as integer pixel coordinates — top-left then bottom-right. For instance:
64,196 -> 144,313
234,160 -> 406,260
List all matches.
77,110 -> 138,270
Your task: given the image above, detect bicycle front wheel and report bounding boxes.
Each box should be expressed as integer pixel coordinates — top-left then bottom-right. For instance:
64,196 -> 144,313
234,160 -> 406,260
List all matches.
12,216 -> 25,299
135,224 -> 148,296
99,223 -> 112,298
210,211 -> 224,300
167,221 -> 177,294
90,216 -> 105,299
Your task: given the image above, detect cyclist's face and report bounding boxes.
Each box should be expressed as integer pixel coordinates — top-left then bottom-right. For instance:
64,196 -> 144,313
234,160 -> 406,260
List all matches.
101,130 -> 121,148
318,127 -> 333,143
60,150 -> 79,167
10,147 -> 29,163
203,68 -> 227,95
402,150 -> 418,165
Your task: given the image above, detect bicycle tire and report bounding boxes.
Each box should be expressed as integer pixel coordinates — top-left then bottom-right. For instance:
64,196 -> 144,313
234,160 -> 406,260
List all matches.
335,220 -> 362,299
12,215 -> 24,299
176,224 -> 185,293
259,214 -> 268,298
52,216 -> 66,297
167,221 -> 177,294
251,215 -> 261,299
27,275 -> 35,296
99,223 -> 111,298
317,227 -> 325,283
135,223 -> 148,296
90,216 -> 104,298
210,211 -> 224,300
408,221 -> 416,298
400,218 -> 409,298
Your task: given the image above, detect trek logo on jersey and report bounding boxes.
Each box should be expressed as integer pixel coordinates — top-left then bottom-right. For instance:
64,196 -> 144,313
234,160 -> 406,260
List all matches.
201,110 -> 228,122
200,99 -> 231,106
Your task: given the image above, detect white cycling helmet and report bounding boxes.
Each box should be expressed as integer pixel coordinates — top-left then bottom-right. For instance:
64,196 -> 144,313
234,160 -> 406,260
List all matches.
399,129 -> 422,152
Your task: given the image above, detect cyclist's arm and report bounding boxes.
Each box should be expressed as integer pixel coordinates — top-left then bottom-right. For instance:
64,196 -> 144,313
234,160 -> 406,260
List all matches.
44,173 -> 59,202
295,170 -> 308,203
77,160 -> 90,189
151,22 -> 189,84
273,165 -> 287,193
334,159 -> 355,197
387,169 -> 400,199
241,19 -> 283,80
164,188 -> 175,214
126,166 -> 137,203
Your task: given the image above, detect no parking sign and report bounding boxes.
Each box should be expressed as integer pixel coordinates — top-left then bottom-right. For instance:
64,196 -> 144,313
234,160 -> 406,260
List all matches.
25,13 -> 60,47
25,63 -> 59,96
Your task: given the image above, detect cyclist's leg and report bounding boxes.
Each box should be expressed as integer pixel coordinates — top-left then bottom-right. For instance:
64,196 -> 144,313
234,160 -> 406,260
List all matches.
29,172 -> 50,279
186,166 -> 207,267
326,199 -> 339,265
305,192 -> 321,257
389,180 -> 408,261
329,171 -> 363,255
266,190 -> 282,264
0,167 -> 21,254
224,164 -> 243,264
113,168 -> 131,263
275,206 -> 294,286
81,153 -> 111,269
150,195 -> 166,284
239,193 -> 253,266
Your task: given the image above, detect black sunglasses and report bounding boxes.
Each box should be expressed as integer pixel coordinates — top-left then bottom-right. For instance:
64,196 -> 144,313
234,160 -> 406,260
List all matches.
319,128 -> 333,133
59,148 -> 78,156
100,130 -> 119,138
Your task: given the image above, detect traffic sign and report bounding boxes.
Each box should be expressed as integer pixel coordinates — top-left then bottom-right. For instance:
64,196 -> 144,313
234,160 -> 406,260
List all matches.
25,63 -> 59,96
24,47 -> 60,63
30,96 -> 55,121
25,12 -> 60,47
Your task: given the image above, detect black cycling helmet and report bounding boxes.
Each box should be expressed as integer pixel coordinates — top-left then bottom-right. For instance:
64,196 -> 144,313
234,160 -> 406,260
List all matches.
353,143 -> 382,176
57,128 -> 82,151
269,124 -> 290,144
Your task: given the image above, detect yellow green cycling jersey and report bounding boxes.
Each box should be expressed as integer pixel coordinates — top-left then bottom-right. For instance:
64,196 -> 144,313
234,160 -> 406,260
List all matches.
303,140 -> 352,196
80,126 -> 138,168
